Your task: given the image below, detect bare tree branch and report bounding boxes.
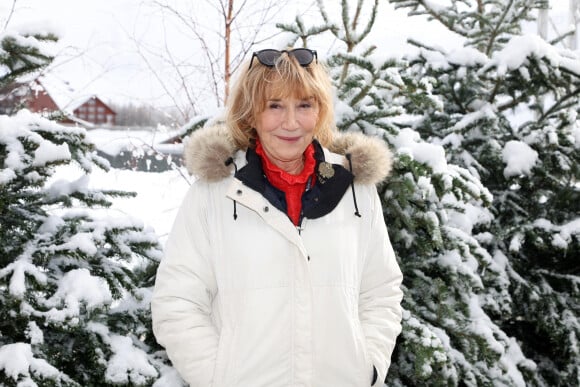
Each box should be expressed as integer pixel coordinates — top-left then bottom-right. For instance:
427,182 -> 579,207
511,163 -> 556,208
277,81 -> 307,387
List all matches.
1,0 -> 18,31
130,0 -> 291,115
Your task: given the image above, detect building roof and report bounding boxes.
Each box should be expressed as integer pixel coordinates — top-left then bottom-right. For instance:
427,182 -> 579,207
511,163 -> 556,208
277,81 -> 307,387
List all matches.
69,95 -> 116,114
34,73 -> 112,115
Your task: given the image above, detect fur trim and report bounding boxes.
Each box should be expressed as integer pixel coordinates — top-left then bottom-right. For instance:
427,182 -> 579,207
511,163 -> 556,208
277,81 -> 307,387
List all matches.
328,131 -> 393,185
184,125 -> 236,182
184,125 -> 393,185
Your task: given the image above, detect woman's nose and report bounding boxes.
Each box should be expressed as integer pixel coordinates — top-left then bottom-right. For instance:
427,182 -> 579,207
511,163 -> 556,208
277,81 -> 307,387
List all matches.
282,107 -> 299,130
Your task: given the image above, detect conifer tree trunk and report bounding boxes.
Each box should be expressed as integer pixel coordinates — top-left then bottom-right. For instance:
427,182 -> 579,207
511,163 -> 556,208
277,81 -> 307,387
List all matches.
537,7 -> 548,38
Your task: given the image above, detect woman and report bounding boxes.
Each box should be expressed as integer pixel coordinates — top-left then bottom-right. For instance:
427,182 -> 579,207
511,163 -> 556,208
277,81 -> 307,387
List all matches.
151,48 -> 403,387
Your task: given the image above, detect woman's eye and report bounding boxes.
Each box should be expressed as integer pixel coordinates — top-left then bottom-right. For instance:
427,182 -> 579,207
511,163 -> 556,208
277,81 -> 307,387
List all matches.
298,99 -> 314,109
268,103 -> 281,109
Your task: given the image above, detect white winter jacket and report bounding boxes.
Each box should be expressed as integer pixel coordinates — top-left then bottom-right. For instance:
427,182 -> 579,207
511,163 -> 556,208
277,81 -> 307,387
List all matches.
151,125 -> 403,387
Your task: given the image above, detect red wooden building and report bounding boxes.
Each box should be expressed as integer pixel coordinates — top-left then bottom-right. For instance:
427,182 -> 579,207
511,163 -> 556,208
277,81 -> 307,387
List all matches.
71,96 -> 116,126
0,79 -> 60,116
1,78 -> 116,126
26,81 -> 60,113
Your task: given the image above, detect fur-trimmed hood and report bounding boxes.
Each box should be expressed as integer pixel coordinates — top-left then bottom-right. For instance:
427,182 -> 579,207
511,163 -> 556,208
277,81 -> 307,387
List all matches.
183,125 -> 393,185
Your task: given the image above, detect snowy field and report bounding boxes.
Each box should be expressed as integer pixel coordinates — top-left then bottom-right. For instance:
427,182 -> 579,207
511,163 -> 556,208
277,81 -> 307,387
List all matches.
87,167 -> 190,244
53,128 -> 192,247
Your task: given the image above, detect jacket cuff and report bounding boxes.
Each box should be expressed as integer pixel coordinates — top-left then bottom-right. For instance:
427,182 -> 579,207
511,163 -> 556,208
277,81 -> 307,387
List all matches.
371,365 -> 378,385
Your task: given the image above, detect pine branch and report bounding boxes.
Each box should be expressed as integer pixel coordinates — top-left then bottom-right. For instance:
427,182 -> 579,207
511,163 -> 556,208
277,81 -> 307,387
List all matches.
484,0 -> 514,56
538,88 -> 580,123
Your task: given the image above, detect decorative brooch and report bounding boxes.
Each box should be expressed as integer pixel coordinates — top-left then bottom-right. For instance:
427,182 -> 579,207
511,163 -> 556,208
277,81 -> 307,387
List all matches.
318,162 -> 335,183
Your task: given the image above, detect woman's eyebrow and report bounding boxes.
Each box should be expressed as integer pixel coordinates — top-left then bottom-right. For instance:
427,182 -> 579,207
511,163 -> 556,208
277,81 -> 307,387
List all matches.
265,97 -> 315,102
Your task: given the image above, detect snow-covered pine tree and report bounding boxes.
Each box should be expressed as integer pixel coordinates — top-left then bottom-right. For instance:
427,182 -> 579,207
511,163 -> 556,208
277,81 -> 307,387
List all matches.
0,27 -> 182,386
279,0 -> 539,385
390,0 -> 580,385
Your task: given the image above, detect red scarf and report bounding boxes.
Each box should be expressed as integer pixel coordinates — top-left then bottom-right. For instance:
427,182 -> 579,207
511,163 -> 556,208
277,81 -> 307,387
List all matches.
255,140 -> 316,226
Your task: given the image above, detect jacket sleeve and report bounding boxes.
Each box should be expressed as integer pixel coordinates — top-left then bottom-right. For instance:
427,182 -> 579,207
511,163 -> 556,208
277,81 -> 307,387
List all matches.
151,184 -> 219,387
359,186 -> 404,386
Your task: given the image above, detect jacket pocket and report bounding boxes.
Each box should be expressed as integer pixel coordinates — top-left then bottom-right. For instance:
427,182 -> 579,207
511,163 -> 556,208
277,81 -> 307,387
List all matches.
211,328 -> 236,387
354,319 -> 373,386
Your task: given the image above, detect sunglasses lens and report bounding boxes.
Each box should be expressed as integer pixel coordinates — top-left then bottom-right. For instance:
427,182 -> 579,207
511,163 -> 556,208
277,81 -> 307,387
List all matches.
291,49 -> 314,66
256,49 -> 281,66
251,49 -> 317,69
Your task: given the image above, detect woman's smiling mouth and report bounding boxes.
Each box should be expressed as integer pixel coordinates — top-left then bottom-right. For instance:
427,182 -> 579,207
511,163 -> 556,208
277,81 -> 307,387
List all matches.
277,135 -> 301,142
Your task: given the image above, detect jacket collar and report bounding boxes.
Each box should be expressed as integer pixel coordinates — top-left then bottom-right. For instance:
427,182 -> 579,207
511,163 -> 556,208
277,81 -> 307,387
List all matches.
183,124 -> 393,185
234,140 -> 354,222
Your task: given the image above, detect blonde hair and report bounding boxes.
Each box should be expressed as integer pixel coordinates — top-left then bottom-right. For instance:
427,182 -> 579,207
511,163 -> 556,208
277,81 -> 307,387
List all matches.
225,51 -> 335,150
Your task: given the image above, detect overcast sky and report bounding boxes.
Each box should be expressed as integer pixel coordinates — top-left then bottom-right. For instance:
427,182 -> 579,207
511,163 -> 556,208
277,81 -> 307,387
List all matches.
2,0 -> 574,117
5,0 -> 168,107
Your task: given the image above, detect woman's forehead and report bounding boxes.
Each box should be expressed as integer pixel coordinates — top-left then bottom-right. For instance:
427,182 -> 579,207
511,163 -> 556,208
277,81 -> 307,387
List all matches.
265,83 -> 314,100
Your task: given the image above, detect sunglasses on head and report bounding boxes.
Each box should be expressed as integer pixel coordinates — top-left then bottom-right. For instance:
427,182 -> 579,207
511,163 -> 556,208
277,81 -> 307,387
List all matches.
249,48 -> 318,69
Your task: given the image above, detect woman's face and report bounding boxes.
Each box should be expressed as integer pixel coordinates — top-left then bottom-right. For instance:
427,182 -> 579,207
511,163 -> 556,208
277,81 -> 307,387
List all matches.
255,95 -> 319,173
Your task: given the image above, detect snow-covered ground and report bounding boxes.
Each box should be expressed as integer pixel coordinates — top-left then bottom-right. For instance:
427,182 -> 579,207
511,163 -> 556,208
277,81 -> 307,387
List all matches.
53,128 -> 192,246
87,167 -> 190,244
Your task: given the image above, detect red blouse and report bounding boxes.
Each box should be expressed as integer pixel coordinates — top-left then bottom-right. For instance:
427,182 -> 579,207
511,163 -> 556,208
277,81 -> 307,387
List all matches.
255,140 -> 316,226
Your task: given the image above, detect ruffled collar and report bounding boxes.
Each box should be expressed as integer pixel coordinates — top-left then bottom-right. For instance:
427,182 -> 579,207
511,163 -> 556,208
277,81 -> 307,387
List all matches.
254,139 -> 316,185
254,139 -> 316,225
